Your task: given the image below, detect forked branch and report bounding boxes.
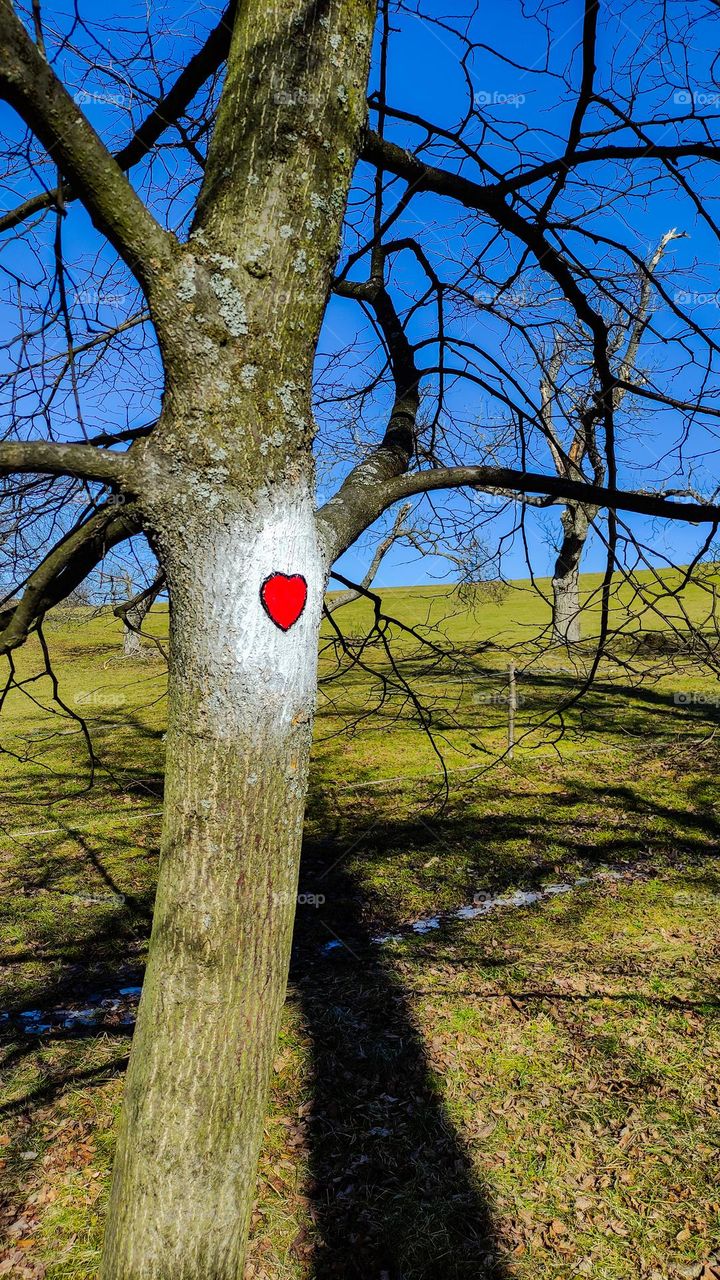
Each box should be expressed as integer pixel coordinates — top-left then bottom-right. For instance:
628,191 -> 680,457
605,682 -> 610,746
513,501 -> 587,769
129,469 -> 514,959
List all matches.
0,1 -> 237,236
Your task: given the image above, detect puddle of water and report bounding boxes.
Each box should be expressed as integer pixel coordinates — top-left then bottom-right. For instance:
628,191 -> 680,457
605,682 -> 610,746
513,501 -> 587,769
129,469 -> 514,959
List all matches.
369,868 -> 645,949
412,916 -> 440,934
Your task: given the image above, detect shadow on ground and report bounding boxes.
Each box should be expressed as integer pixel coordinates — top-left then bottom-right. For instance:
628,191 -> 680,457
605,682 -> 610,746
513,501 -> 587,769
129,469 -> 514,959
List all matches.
292,824 -> 512,1280
4,761 -> 720,1274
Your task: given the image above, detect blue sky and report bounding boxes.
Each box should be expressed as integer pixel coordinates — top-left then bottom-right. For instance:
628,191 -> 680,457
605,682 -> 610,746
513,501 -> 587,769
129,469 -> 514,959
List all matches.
330,0 -> 720,586
1,0 -> 719,592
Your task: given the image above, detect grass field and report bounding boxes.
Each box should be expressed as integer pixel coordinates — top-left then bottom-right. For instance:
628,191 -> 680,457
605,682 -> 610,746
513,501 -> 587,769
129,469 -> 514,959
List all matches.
1,570 -> 719,1279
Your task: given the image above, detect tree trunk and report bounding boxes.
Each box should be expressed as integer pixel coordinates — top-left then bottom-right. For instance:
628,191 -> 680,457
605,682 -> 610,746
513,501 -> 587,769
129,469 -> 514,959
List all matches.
551,502 -> 592,644
98,2 -> 375,1272
102,489 -> 325,1279
552,563 -> 582,644
122,604 -> 145,658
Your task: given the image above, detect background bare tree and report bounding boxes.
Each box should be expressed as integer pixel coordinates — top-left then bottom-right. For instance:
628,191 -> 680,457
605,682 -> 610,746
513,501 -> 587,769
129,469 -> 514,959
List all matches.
538,230 -> 685,643
115,571 -> 165,657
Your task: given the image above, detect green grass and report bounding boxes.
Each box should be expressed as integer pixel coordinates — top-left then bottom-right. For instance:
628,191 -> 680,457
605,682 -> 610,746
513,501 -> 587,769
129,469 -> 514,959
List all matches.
1,571 -> 720,1278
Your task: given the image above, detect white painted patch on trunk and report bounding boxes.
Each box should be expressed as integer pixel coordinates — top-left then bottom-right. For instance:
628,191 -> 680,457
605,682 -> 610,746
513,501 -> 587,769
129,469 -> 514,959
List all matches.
168,486 -> 324,739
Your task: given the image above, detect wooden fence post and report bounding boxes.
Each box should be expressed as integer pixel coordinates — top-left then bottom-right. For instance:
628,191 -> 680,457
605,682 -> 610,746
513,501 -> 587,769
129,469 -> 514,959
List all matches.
508,661 -> 517,759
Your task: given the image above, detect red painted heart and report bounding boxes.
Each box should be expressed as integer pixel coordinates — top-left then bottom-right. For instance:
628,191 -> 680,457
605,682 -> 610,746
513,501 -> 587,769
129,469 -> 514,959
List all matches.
260,573 -> 308,632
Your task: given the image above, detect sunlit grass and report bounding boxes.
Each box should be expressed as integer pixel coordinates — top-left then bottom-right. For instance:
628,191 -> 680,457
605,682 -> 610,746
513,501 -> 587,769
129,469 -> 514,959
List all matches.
1,572 -> 719,1277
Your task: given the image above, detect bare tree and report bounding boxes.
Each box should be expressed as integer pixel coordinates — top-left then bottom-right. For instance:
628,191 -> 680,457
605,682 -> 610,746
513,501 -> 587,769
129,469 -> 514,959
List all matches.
115,571 -> 165,657
540,231 -> 685,642
1,1 -> 720,1276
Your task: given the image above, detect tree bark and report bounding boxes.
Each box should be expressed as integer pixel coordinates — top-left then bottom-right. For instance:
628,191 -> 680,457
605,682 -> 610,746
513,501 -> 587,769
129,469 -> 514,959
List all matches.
102,490 -> 325,1279
97,2 -> 374,1273
551,502 -> 594,644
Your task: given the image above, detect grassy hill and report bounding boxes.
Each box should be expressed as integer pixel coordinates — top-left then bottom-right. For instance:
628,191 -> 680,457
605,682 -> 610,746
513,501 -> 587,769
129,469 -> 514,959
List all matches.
1,570 -> 719,1279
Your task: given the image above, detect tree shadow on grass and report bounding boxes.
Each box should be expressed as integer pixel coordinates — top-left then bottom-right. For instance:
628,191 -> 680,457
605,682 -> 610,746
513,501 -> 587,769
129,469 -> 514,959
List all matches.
3,749 -> 718,1274
0,1047 -> 130,1117
292,836 -> 512,1280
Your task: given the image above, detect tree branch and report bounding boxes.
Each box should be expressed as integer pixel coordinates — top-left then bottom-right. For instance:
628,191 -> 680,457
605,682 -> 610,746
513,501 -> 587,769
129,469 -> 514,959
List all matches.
115,573 -> 167,660
319,463 -> 720,563
497,142 -> 720,197
361,132 -> 615,416
614,228 -> 684,404
325,502 -> 411,614
363,124 -> 720,201
0,1 -> 237,236
536,0 -> 598,220
0,0 -> 175,291
0,503 -> 139,653
0,440 -> 133,485
323,270 -> 422,562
